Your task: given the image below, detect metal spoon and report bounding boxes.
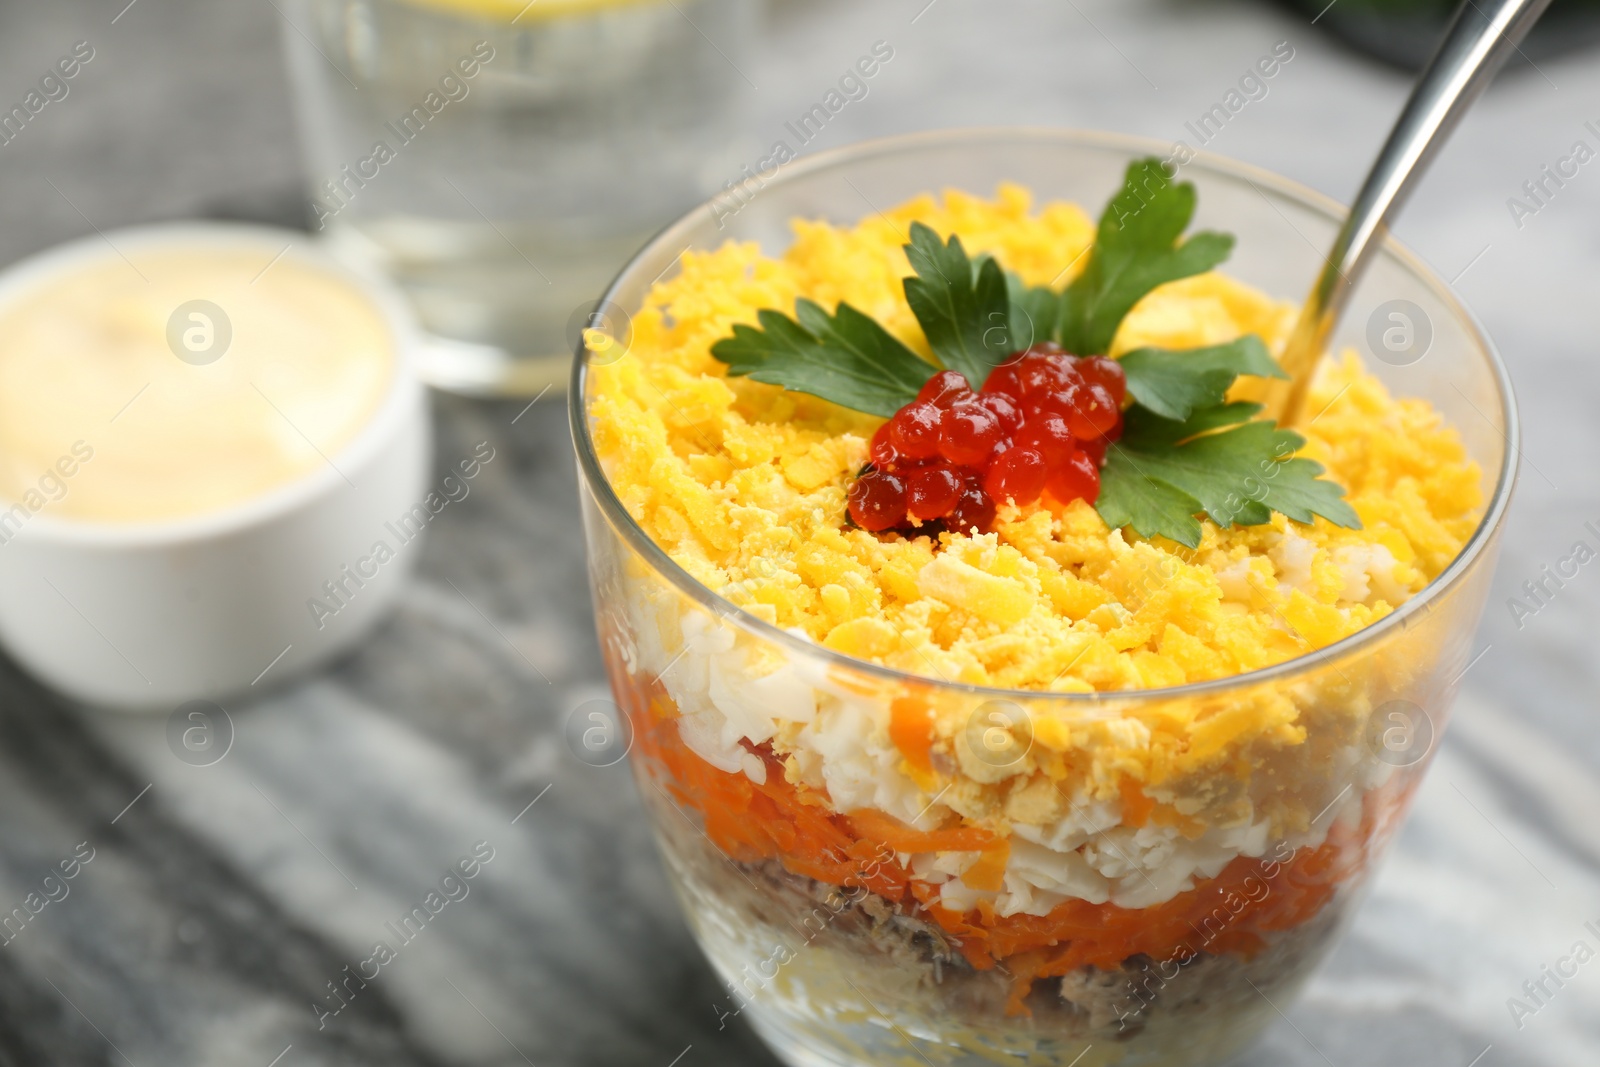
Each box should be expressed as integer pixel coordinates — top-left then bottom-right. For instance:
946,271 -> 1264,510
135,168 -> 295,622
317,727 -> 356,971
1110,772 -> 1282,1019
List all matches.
1266,0 -> 1555,425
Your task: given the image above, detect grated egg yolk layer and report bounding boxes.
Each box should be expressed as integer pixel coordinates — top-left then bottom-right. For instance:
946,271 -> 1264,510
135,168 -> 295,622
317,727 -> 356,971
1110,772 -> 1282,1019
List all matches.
588,186 -> 1484,692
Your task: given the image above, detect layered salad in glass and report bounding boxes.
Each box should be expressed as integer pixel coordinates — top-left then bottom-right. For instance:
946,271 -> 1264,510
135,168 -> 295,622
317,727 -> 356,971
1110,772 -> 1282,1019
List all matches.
576,154 -> 1495,1066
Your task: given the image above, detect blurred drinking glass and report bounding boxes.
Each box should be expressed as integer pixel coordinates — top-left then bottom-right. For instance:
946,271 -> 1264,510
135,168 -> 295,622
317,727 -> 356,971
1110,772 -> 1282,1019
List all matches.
282,0 -> 752,394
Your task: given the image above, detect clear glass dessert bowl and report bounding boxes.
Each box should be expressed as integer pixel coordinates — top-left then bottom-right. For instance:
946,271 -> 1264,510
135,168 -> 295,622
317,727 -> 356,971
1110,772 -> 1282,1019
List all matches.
568,129 -> 1516,1067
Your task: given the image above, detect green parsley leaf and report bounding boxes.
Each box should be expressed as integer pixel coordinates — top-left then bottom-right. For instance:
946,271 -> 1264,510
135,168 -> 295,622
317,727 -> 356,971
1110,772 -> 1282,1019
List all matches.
1005,271 -> 1061,353
710,298 -> 933,417
1097,402 -> 1362,549
1118,336 -> 1286,421
1057,159 -> 1234,356
902,222 -> 1012,388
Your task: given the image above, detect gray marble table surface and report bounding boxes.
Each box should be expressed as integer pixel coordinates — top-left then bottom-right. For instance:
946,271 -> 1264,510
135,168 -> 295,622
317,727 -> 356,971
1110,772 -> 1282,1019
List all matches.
0,0 -> 1597,1064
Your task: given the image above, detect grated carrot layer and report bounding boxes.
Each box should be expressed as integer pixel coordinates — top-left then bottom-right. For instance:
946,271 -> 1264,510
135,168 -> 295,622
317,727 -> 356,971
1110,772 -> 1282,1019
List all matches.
630,676 -> 1396,1014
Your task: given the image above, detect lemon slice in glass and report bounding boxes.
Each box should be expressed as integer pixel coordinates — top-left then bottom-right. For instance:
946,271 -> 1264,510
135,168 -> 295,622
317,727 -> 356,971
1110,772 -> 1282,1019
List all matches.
399,0 -> 657,22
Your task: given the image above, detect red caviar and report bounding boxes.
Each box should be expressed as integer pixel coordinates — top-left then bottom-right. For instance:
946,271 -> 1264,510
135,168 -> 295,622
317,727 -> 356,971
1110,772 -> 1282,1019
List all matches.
847,344 -> 1126,535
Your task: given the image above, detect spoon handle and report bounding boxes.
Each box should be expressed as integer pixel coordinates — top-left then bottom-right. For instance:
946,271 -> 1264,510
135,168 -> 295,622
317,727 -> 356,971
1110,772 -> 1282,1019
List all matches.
1269,0 -> 1554,424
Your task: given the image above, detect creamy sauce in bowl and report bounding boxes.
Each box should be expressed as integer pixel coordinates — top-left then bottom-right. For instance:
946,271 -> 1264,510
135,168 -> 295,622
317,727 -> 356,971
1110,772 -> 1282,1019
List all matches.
0,248 -> 393,525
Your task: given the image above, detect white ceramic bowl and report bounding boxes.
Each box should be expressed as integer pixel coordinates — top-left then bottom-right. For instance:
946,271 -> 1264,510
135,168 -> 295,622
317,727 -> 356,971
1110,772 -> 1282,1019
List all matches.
0,223 -> 430,710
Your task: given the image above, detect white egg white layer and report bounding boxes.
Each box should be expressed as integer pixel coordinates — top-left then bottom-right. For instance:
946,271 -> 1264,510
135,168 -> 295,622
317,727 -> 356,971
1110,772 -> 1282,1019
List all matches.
621,596 -> 1381,915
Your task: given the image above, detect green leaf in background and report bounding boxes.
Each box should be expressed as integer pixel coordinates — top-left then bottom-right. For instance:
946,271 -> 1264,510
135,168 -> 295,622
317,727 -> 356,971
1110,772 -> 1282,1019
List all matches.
902,222 -> 1013,388
1057,158 -> 1235,356
1096,401 -> 1362,548
710,298 -> 934,417
1118,336 -> 1286,421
